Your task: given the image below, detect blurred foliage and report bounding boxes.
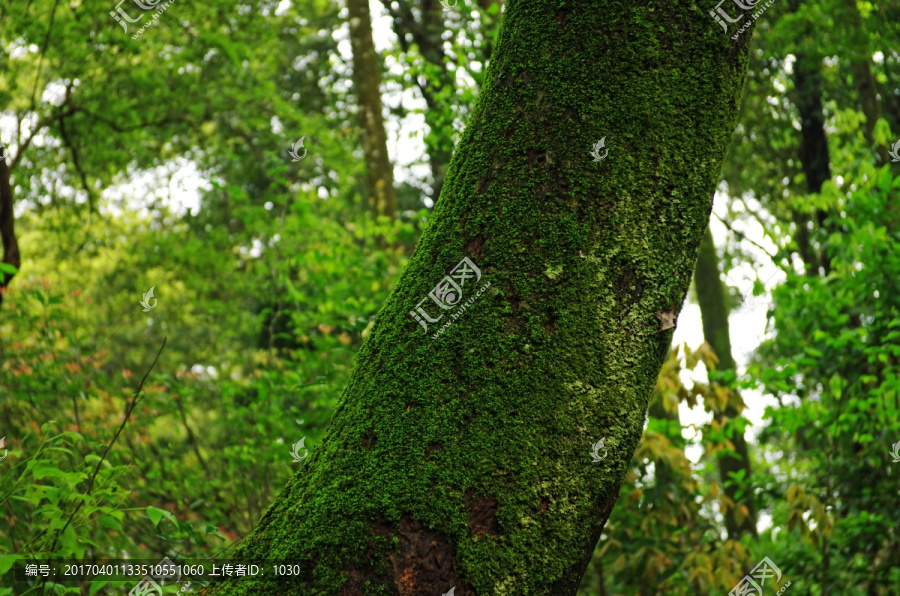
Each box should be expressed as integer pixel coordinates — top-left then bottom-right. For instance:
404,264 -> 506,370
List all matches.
0,0 -> 899,594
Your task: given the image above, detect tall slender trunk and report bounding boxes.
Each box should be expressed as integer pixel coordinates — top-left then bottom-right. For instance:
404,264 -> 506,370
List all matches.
876,56 -> 900,136
791,50 -> 833,276
387,1 -> 459,203
208,0 -> 752,593
841,0 -> 890,164
647,394 -> 685,493
788,0 -> 833,276
388,0 -> 503,204
0,156 -> 20,307
347,0 -> 397,218
693,228 -> 758,538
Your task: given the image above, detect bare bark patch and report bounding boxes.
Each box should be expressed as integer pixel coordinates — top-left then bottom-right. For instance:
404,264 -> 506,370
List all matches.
424,442 -> 443,461
369,516 -> 460,595
362,430 -> 377,449
464,233 -> 486,258
466,491 -> 501,537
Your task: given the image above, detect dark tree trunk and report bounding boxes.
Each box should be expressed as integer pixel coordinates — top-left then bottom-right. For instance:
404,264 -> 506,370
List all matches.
787,0 -> 833,276
0,155 -> 20,307
693,227 -> 758,538
208,0 -> 752,593
387,0 -> 458,204
841,0 -> 891,165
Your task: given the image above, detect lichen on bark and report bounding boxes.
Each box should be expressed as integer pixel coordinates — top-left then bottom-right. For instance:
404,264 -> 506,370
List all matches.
207,0 -> 753,594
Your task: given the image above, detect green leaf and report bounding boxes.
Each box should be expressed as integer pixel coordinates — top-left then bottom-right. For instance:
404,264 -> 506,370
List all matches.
147,506 -> 165,527
0,262 -> 17,275
97,514 -> 123,532
89,581 -> 108,596
31,461 -> 72,480
0,555 -> 21,576
146,506 -> 176,528
60,524 -> 84,559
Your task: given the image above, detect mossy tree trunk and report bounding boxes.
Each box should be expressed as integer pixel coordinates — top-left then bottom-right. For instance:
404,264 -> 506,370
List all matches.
209,0 -> 752,593
694,228 -> 758,538
347,0 -> 397,218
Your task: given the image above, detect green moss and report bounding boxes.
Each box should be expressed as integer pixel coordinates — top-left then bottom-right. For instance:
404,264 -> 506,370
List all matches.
208,0 -> 752,594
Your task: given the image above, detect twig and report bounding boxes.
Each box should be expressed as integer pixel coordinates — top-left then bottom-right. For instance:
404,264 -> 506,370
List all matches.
58,110 -> 97,212
41,338 -> 168,578
28,0 -> 62,113
174,394 -> 210,477
714,212 -> 779,263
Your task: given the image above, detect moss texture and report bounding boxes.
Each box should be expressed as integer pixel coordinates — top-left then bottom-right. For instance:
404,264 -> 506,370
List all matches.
208,0 -> 753,594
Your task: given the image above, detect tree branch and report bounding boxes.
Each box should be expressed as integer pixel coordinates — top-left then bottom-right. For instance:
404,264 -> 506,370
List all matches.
42,337 -> 168,566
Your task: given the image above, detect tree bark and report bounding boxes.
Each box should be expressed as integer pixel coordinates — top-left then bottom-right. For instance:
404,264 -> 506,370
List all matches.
347,0 -> 398,218
693,227 -> 758,538
841,0 -> 890,165
790,50 -> 833,276
208,0 -> 752,593
0,154 -> 20,307
786,0 -> 833,276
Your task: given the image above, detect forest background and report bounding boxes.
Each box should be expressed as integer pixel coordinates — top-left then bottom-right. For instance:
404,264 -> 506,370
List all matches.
1,0 -> 899,594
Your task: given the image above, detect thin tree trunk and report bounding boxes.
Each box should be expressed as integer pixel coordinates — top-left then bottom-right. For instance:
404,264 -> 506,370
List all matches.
208,0 -> 752,592
876,55 -> 900,136
647,392 -> 685,497
0,155 -> 20,307
841,0 -> 890,164
693,227 -> 758,538
786,0 -> 834,277
791,50 -> 833,275
851,59 -> 889,163
347,0 -> 397,218
387,0 -> 458,203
